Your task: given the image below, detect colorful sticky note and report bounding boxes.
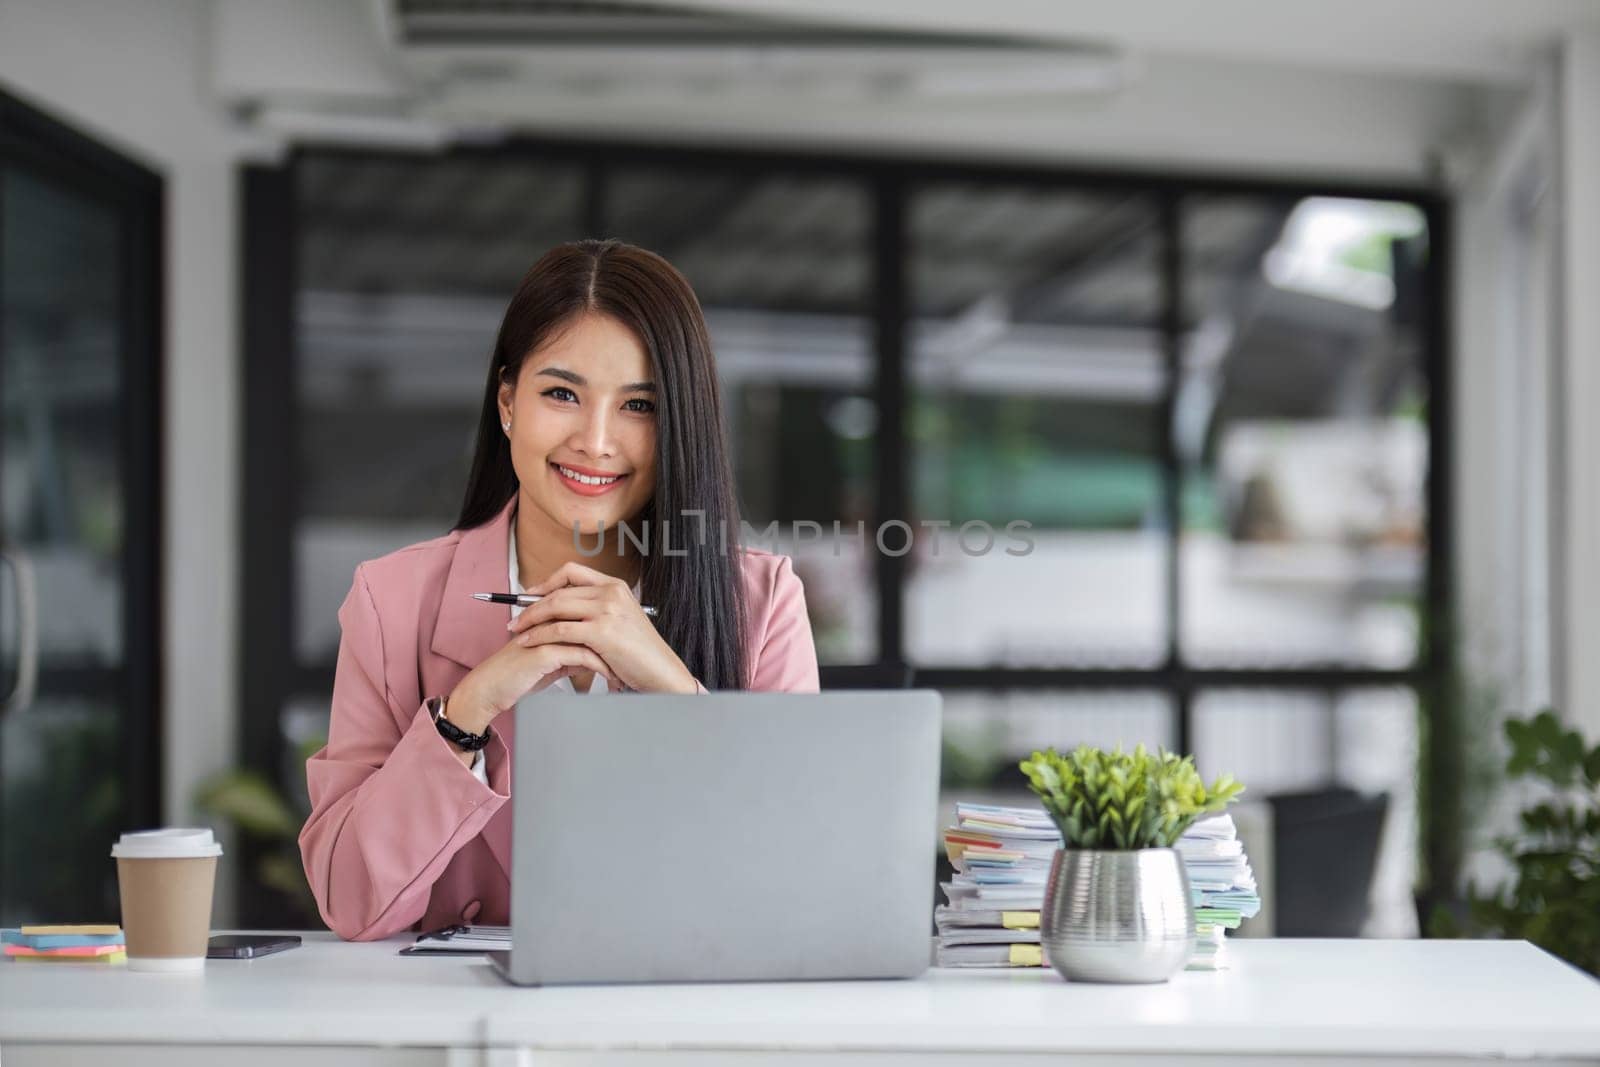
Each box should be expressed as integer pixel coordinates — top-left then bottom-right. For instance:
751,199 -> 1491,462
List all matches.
1008,944 -> 1044,966
6,948 -> 126,963
3,929 -> 124,950
5,943 -> 126,958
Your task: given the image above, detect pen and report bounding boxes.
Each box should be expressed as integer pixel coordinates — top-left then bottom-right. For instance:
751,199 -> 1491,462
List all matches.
473,592 -> 658,617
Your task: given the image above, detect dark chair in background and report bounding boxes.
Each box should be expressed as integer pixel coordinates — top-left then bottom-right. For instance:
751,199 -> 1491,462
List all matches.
1268,787 -> 1390,937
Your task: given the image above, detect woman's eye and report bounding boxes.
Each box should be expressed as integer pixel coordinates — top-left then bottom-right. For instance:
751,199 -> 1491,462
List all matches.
542,387 -> 577,404
623,398 -> 656,414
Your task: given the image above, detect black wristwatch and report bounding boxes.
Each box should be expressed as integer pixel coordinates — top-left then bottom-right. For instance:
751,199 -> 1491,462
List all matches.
427,695 -> 493,753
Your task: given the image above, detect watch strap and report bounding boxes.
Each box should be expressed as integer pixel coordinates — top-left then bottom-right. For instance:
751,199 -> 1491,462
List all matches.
427,695 -> 493,753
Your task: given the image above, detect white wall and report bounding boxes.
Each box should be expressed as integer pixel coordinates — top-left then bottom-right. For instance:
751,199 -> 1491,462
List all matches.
1445,30 -> 1600,889
0,0 -> 243,914
683,0 -> 1596,85
1448,75 -> 1552,888
1558,32 -> 1600,743
1453,72 -> 1557,700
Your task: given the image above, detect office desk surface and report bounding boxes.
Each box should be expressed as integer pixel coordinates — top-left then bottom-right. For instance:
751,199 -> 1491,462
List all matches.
4,935 -> 1600,1063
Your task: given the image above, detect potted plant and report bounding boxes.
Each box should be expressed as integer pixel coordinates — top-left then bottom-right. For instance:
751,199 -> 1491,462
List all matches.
1021,744 -> 1244,983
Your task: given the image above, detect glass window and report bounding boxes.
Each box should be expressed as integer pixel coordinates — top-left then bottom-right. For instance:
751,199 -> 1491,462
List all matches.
907,185 -> 1166,668
2,134 -> 159,925
939,689 -> 1175,833
253,146 -> 1450,935
2,169 -> 127,925
293,157 -> 588,665
1193,686 -> 1419,936
604,168 -> 877,664
1,169 -> 125,667
1178,196 -> 1429,669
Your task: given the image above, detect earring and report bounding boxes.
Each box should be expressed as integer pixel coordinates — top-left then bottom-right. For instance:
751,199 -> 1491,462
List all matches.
502,419 -> 511,432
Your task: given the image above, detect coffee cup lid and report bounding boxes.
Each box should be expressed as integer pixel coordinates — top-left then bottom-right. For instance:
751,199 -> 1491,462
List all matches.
111,828 -> 223,859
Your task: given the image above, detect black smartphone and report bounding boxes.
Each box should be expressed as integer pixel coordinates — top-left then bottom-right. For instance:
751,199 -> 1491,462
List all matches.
206,934 -> 302,960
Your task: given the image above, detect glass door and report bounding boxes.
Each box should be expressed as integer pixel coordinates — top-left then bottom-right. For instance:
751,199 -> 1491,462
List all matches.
0,90 -> 162,926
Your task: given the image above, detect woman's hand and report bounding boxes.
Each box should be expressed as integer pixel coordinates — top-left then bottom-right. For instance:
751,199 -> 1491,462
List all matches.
509,561 -> 700,695
446,638 -> 621,741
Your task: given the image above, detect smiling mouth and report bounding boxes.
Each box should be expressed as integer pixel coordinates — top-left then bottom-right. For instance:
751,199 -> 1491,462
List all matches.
550,461 -> 629,495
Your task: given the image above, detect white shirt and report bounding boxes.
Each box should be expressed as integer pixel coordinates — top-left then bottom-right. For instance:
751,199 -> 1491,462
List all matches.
506,524 -> 621,698
468,525 -> 640,785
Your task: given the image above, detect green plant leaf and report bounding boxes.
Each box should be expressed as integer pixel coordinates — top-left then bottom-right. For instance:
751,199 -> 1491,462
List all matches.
194,770 -> 299,839
1018,743 -> 1245,850
1468,711 -> 1600,976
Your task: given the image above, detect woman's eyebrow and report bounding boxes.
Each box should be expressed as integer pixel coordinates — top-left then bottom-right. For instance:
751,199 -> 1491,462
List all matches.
535,366 -> 655,392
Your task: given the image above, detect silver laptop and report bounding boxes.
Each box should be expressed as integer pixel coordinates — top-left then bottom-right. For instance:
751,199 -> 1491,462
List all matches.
490,690 -> 941,985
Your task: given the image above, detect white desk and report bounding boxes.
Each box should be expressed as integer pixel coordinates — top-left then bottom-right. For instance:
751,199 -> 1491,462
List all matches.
3,934 -> 1599,1066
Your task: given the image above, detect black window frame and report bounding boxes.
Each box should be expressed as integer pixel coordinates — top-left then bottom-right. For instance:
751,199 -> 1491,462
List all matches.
240,138 -> 1449,925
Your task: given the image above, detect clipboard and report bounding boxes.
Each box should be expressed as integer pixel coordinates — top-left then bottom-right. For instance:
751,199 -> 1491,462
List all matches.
397,923 -> 511,956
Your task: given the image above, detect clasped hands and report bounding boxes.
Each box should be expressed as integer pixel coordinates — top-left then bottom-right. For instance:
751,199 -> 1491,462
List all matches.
447,562 -> 697,736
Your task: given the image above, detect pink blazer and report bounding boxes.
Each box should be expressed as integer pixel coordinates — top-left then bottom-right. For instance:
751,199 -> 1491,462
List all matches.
298,500 -> 820,941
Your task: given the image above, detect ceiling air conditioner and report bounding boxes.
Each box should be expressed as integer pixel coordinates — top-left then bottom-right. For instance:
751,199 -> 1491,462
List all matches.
219,0 -> 1134,149
382,0 -> 1133,108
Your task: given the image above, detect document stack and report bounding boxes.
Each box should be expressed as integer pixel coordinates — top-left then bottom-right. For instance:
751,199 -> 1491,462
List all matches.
2,925 -> 125,963
937,804 -> 1261,970
1178,813 -> 1261,970
936,803 -> 1056,968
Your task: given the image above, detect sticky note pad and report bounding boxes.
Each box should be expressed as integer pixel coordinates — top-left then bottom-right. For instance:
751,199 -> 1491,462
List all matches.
3,947 -> 124,966
4,929 -> 124,950
1008,944 -> 1044,967
19,925 -> 121,936
7,948 -> 126,964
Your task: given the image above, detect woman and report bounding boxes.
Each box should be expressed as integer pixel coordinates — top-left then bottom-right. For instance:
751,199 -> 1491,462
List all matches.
298,240 -> 820,942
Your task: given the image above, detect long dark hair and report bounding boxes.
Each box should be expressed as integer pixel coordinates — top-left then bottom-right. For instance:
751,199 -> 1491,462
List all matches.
456,240 -> 747,691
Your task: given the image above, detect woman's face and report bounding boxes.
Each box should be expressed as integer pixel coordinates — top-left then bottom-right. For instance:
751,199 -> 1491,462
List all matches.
499,311 -> 659,538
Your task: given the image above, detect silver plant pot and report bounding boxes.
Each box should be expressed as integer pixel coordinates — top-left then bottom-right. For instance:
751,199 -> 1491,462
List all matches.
1040,847 -> 1196,983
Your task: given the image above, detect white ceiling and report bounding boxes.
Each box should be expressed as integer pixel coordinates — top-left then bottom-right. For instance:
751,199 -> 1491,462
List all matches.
667,0 -> 1600,84
213,0 -> 1581,180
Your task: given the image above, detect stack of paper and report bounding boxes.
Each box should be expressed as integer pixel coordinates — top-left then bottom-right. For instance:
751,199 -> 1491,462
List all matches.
2,925 -> 125,963
937,804 -> 1262,970
1179,813 -> 1261,971
1191,923 -> 1226,968
936,803 -> 1055,967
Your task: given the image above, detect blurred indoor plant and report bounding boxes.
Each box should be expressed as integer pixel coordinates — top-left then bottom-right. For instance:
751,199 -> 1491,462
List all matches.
1021,744 -> 1243,983
1461,711 -> 1600,976
1415,610 -> 1505,936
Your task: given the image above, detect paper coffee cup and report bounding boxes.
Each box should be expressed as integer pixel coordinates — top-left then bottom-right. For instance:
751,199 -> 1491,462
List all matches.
111,828 -> 222,973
